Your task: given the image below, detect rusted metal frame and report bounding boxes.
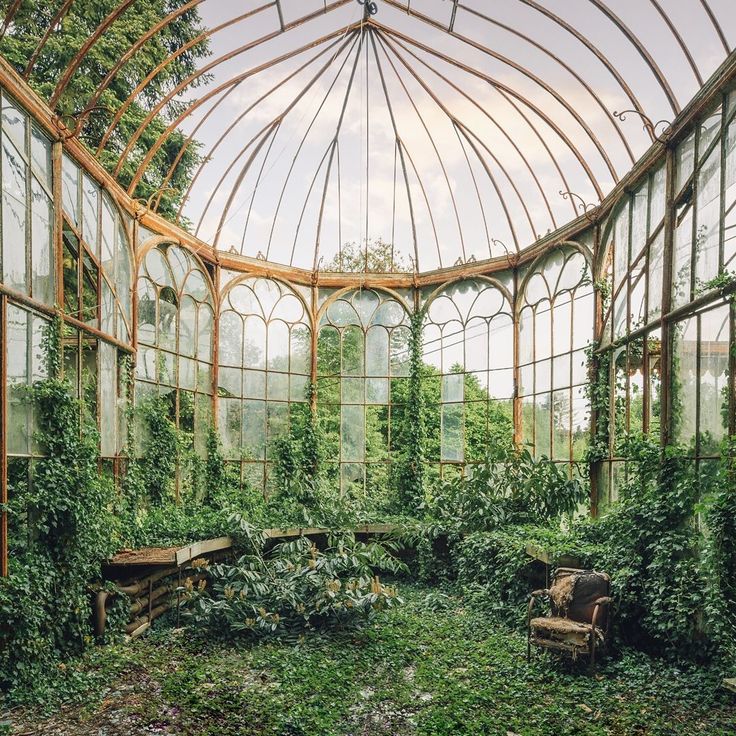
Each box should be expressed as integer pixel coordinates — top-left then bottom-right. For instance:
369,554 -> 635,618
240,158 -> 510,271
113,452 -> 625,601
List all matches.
719,94 -> 729,272
659,147 -> 676,449
699,0 -> 730,55
623,194 -> 634,436
208,264 -> 222,442
95,6 -> 276,155
515,0 -> 654,142
118,1 -> 355,184
0,293 -> 7,577
23,0 -> 75,78
688,124 -> 703,306
647,0 -> 703,87
308,27 -> 368,270
369,30 -> 420,271
167,36 -> 350,220
84,0 -> 206,121
150,28 -> 363,225
372,30 -> 468,260
374,10 -> 618,186
586,0 -> 679,114
589,221 -> 602,514
729,301 -> 736,440
201,31 -> 359,243
259,32 -> 362,260
0,0 -> 21,41
380,25 -> 605,200
458,2 -> 636,165
512,266 -> 522,447
387,33 -> 559,230
49,0 -> 139,108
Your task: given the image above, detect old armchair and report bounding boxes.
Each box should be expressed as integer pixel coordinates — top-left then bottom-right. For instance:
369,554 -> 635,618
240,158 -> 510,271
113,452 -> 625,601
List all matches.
527,567 -> 612,666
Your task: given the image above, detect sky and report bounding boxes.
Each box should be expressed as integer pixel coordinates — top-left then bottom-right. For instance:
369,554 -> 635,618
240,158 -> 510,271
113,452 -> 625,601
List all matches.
163,0 -> 734,272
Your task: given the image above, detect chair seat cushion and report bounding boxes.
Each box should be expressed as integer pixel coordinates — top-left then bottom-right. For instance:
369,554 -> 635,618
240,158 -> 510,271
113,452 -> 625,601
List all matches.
530,616 -> 603,647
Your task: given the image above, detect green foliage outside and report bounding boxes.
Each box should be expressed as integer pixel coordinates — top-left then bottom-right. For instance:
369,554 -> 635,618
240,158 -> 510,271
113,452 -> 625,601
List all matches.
0,0 -> 210,221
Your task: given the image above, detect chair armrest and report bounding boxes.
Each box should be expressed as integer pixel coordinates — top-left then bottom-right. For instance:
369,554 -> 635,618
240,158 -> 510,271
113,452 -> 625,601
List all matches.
593,596 -> 612,607
527,589 -> 550,627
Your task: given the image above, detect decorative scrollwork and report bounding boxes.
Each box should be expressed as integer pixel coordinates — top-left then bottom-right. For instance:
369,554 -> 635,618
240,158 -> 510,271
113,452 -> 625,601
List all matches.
613,109 -> 672,141
356,0 -> 378,16
133,186 -> 176,220
492,238 -> 520,268
559,190 -> 598,223
53,105 -> 114,141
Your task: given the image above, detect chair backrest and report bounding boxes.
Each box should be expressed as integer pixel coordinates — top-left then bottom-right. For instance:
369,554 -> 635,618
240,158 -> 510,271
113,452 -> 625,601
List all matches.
549,567 -> 610,627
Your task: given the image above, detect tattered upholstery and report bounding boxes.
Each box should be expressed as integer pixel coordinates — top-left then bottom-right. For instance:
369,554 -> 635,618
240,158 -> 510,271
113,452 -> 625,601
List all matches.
528,568 -> 611,664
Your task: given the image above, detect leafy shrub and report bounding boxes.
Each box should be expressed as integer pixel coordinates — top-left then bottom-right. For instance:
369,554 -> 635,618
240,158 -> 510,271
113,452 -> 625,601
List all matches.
426,446 -> 587,537
187,515 -> 405,639
0,323 -> 119,697
454,525 -> 604,624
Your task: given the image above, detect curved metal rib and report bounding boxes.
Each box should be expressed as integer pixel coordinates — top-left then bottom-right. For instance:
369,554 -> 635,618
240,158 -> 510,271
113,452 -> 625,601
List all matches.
380,25 -> 604,199
49,0 -> 138,108
23,0 -> 75,78
168,33 -> 353,219
116,1 -> 355,183
376,4 -> 619,183
378,30 -> 540,244
195,33 -> 358,241
586,0 -> 680,114
386,32 -> 572,223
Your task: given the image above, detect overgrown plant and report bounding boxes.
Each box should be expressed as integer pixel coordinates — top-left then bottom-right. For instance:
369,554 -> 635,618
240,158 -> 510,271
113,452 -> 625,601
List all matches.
0,319 -> 118,696
426,446 -> 587,538
187,514 -> 405,639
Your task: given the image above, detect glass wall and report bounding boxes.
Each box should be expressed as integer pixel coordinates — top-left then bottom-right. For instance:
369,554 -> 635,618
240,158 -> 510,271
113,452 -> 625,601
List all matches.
136,242 -> 214,456
421,278 -> 514,484
316,288 -> 411,495
518,247 -> 593,467
218,277 -> 311,494
1,92 -> 54,305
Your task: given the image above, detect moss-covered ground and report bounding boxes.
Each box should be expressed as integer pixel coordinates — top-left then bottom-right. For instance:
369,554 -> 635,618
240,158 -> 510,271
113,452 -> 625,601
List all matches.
2,585 -> 733,736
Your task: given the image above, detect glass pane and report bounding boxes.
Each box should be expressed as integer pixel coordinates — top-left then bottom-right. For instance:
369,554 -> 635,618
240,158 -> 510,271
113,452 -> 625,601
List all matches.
100,342 -> 117,457
441,403 -> 463,462
341,404 -> 365,462
2,134 -> 28,293
30,177 -> 53,304
61,153 -> 79,224
82,174 -> 99,255
7,305 -> 30,454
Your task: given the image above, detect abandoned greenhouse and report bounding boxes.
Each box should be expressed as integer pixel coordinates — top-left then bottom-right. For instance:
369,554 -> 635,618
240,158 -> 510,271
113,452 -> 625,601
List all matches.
0,0 -> 736,733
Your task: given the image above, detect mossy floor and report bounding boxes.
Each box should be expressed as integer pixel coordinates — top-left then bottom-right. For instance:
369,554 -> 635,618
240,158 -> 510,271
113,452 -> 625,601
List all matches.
3,585 -> 734,736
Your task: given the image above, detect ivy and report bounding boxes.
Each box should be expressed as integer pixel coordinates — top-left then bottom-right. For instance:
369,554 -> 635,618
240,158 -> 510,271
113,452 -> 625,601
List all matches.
392,310 -> 426,514
0,318 -> 119,697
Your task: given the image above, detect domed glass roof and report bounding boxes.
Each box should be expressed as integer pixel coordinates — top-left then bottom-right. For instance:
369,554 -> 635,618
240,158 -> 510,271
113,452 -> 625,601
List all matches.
6,0 -> 732,272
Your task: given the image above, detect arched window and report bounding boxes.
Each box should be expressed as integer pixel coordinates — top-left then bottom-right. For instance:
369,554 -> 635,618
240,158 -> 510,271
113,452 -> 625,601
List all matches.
519,247 -> 593,464
317,289 -> 410,496
421,279 -> 514,483
136,243 -> 214,455
218,277 -> 311,494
